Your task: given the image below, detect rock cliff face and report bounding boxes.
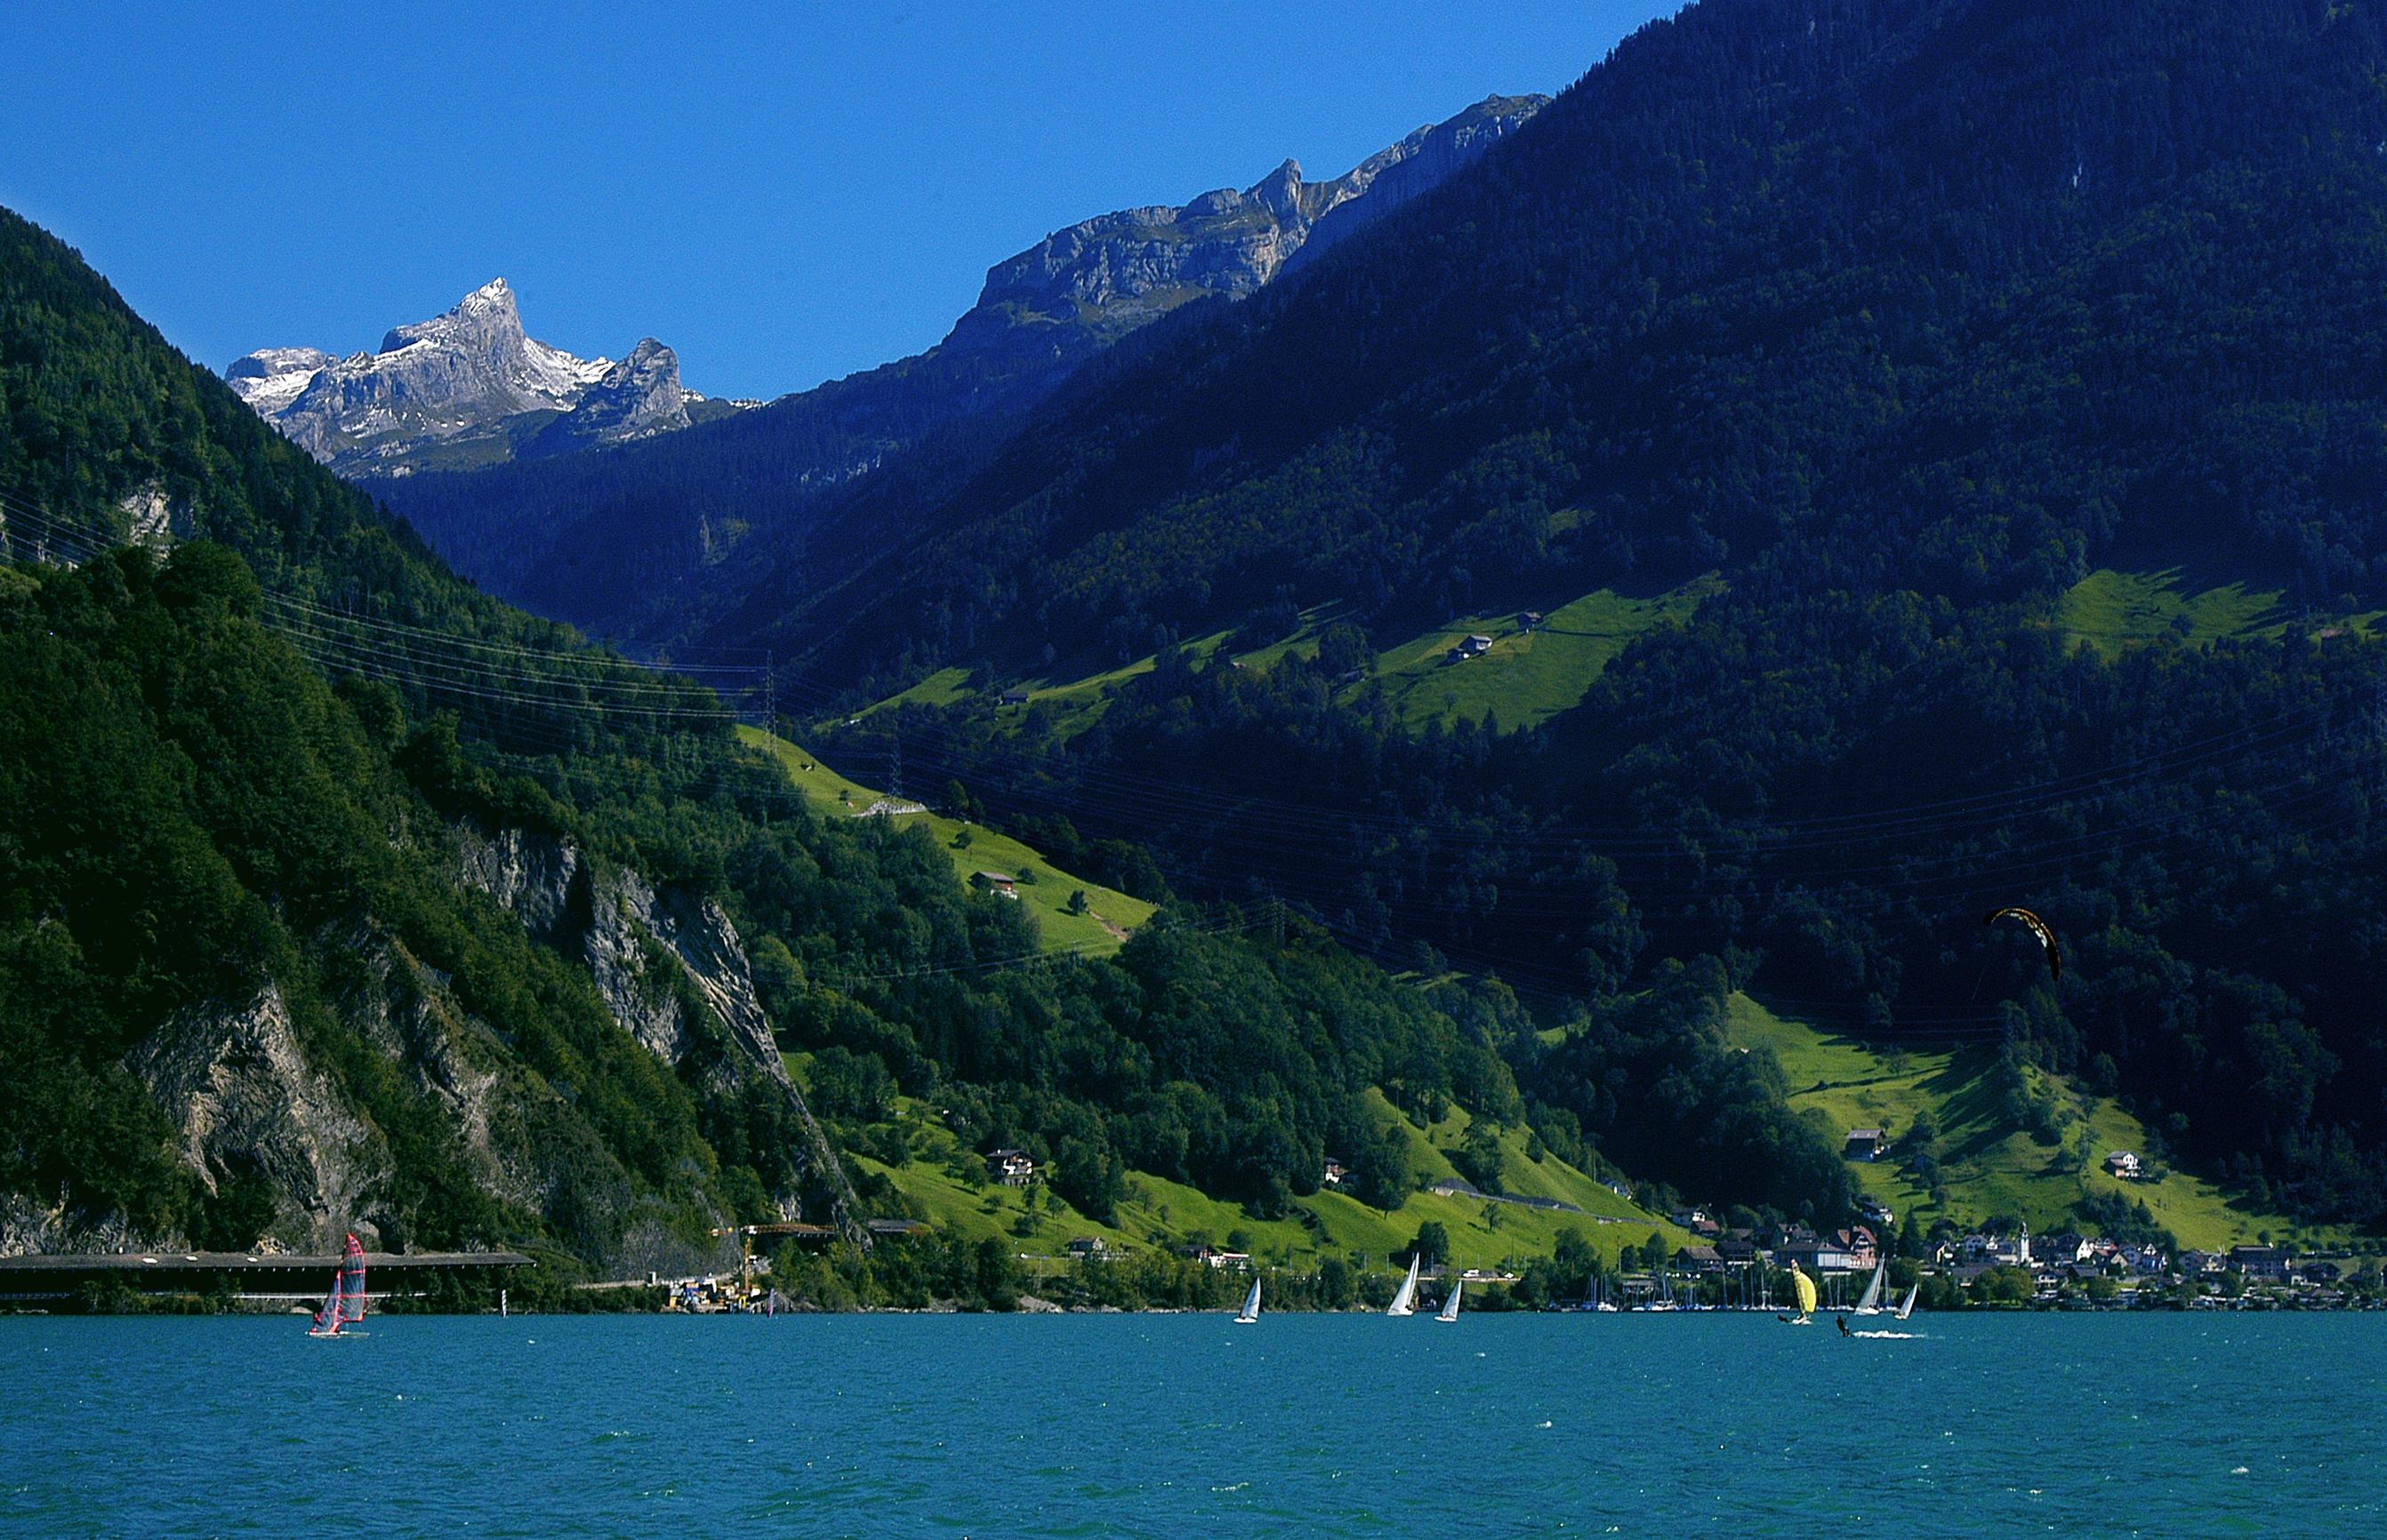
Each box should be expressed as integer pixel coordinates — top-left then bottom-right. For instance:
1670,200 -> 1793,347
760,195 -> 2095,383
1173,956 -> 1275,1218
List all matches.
374,89 -> 1548,642
125,984 -> 390,1252
321,914 -> 663,1259
222,346 -> 335,415
327,915 -> 534,1213
228,281 -> 728,477
451,824 -> 860,1231
519,338 -> 692,459
0,1194 -> 153,1260
450,825 -> 779,1081
1281,94 -> 1548,276
15,825 -> 854,1264
944,92 -> 1549,371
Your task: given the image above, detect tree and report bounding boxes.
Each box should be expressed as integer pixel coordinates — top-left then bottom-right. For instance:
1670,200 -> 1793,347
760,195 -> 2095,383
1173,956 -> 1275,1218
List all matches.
1407,1222 -> 1451,1268
1454,1120 -> 1506,1195
1315,622 -> 1371,680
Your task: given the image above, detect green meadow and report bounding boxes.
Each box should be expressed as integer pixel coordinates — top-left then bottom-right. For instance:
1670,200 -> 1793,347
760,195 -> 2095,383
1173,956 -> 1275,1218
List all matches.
2054,567 -> 2385,659
741,725 -> 1154,957
1355,577 -> 1721,734
815,1079 -> 1692,1287
1724,993 -> 2335,1251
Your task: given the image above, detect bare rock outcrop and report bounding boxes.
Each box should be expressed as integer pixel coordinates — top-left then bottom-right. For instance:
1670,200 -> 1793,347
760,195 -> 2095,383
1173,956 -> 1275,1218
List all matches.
124,984 -> 390,1252
452,824 -> 780,1085
524,338 -> 694,458
452,822 -> 862,1236
948,92 -> 1549,367
0,1193 -> 157,1257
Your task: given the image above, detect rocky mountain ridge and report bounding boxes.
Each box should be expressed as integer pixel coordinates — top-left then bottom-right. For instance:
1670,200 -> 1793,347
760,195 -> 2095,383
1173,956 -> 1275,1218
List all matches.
374,91 -> 1547,637
228,279 -> 732,478
943,92 -> 1549,372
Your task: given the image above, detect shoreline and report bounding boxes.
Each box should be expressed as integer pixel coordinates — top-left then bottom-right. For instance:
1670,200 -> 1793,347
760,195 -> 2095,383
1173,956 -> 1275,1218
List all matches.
7,1295 -> 2381,1319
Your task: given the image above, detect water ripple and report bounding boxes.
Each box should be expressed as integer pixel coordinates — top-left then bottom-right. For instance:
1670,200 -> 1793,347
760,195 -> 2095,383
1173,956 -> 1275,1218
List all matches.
0,1313 -> 2377,1536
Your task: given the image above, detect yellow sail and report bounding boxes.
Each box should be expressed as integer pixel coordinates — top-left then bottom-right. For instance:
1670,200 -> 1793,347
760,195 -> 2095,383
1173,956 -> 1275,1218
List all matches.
1792,1268 -> 1818,1318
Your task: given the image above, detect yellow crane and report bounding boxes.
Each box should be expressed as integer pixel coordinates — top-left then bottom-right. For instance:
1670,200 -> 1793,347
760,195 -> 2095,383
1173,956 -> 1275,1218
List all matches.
708,1221 -> 833,1307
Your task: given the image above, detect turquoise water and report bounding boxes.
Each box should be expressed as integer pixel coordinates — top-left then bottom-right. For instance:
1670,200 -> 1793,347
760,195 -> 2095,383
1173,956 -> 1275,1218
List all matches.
0,1311 -> 2377,1536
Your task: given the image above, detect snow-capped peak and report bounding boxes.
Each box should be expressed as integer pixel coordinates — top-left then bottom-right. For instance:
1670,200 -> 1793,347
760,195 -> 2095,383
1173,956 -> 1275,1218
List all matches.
223,278 -> 708,477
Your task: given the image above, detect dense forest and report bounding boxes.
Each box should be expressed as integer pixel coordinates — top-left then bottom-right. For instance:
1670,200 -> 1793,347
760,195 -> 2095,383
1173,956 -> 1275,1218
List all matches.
16,0 -> 2385,1273
720,0 -> 2387,1228
0,538 -> 1548,1255
663,0 -> 2387,676
3,204 -> 1830,1279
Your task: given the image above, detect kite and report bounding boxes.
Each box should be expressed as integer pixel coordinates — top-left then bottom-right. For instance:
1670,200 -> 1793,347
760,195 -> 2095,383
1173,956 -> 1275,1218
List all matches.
1983,906 -> 2061,981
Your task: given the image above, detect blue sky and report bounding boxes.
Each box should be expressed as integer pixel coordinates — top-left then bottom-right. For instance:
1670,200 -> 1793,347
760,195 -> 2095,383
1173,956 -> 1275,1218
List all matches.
3,3 -> 1670,399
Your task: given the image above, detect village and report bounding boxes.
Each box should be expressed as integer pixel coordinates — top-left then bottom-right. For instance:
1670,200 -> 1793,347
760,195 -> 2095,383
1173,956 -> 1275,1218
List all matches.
640,1135 -> 2384,1314
1595,1124 -> 2384,1312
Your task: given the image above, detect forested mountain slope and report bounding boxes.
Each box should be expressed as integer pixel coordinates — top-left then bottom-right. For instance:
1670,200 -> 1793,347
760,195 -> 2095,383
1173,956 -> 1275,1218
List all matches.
371,95 -> 1545,641
736,0 -> 2387,1229
3,206 -> 1827,1285
715,0 -> 2387,676
0,547 -> 854,1269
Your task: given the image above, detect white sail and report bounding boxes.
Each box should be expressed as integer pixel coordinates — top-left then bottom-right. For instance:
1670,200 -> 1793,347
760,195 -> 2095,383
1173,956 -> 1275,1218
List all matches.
1234,1274 -> 1261,1324
1388,1253 -> 1421,1317
1436,1278 -> 1463,1322
1854,1259 -> 1886,1314
1895,1282 -> 1918,1320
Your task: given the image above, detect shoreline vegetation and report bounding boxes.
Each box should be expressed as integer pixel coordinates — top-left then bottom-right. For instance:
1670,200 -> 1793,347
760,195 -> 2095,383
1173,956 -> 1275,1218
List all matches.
21,1235 -> 2384,1318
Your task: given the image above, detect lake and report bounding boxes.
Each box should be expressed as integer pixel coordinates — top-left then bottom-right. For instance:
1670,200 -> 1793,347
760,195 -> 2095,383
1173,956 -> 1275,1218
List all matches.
0,1311 -> 2375,1536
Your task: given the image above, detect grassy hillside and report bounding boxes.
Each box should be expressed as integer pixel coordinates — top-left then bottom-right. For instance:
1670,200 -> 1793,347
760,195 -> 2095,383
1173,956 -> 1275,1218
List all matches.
1724,994 -> 2335,1250
857,578 -> 1714,746
824,1079 -> 1690,1286
740,726 -> 1153,956
2055,567 -> 2385,658
848,638 -> 1234,742
1352,577 -> 1719,734
858,665 -> 976,716
2056,568 -> 2293,657
851,609 -> 1350,742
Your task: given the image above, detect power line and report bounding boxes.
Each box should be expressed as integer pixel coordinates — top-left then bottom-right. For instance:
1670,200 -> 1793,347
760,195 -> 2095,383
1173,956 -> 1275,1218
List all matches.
11,484 -> 2375,1014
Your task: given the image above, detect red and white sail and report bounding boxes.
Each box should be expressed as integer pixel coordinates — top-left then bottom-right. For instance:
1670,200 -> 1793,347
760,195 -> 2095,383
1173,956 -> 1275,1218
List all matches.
339,1233 -> 366,1324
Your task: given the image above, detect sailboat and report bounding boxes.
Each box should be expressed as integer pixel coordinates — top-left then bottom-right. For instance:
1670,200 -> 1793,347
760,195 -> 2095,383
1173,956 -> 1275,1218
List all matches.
1387,1253 -> 1422,1318
1436,1278 -> 1463,1323
1781,1264 -> 1818,1325
339,1233 -> 366,1326
308,1234 -> 368,1338
1894,1282 -> 1918,1321
1853,1258 -> 1887,1316
308,1271 -> 344,1337
1234,1273 -> 1261,1325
